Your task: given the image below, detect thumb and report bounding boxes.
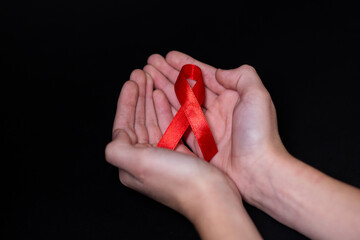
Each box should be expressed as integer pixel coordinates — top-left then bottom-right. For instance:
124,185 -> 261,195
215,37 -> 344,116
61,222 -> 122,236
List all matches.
215,65 -> 264,95
105,129 -> 137,169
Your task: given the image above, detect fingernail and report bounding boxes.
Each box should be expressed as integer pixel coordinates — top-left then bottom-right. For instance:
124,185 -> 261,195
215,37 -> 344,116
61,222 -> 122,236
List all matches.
112,129 -> 121,140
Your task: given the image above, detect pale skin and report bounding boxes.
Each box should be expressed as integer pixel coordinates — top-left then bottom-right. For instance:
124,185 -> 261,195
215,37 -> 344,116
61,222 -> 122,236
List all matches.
106,51 -> 360,239
105,69 -> 261,240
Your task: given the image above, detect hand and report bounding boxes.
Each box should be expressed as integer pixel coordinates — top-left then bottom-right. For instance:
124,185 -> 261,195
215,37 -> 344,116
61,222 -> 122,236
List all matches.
144,51 -> 288,203
105,69 -> 214,215
105,69 -> 261,239
145,51 -> 360,240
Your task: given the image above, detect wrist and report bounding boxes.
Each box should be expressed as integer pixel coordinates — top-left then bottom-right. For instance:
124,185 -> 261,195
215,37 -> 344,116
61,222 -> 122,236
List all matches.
183,171 -> 261,240
241,148 -> 360,239
180,169 -> 240,221
240,147 -> 297,209
244,149 -> 313,224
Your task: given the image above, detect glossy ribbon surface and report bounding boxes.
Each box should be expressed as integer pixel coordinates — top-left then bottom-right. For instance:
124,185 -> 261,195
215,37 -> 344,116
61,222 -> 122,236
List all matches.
157,64 -> 218,161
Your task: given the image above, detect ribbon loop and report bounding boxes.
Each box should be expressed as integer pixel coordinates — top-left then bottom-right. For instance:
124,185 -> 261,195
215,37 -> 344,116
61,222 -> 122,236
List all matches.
157,64 -> 218,161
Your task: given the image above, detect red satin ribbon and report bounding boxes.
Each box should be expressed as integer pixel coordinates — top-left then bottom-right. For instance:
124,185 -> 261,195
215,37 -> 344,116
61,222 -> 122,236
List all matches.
157,64 -> 218,161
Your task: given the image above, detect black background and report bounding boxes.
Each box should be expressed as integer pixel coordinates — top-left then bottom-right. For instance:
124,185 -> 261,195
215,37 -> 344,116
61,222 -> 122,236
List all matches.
3,1 -> 360,239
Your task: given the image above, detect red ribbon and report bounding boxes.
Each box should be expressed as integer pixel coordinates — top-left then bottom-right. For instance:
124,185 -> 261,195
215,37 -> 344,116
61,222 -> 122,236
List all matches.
157,64 -> 218,161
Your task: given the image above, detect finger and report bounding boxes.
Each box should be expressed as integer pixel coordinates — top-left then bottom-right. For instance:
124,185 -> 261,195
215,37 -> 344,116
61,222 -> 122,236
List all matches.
143,64 -> 181,110
144,73 -> 162,145
215,65 -> 267,96
165,51 -> 225,95
105,129 -> 136,169
130,69 -> 149,144
153,89 -> 196,155
147,53 -> 179,83
146,54 -> 217,109
113,80 -> 138,143
153,89 -> 176,134
106,129 -> 163,184
106,128 -> 159,185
